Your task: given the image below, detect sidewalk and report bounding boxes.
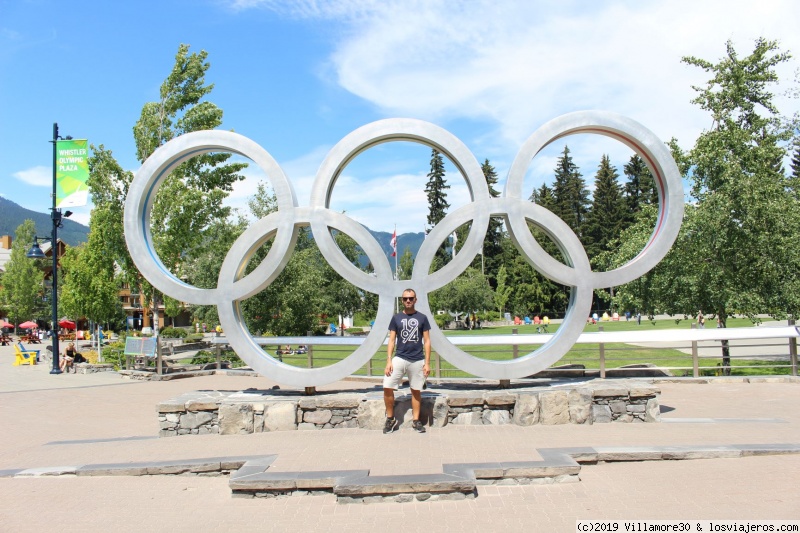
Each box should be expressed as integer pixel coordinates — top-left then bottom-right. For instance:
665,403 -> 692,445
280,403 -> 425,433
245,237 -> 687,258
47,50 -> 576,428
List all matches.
0,342 -> 798,532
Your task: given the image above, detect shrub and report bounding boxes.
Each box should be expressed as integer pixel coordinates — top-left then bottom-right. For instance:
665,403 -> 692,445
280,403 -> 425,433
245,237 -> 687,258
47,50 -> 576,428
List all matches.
160,327 -> 187,339
184,333 -> 205,343
434,314 -> 450,329
97,342 -> 126,369
190,349 -> 245,368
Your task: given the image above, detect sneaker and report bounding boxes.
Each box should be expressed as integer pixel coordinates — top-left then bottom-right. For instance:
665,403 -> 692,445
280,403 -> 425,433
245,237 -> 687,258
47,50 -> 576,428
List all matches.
383,417 -> 399,434
412,420 -> 426,433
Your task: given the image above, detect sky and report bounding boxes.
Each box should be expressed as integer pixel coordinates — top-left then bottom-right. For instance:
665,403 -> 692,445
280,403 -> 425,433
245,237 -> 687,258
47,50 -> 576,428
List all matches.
2,0 -> 799,236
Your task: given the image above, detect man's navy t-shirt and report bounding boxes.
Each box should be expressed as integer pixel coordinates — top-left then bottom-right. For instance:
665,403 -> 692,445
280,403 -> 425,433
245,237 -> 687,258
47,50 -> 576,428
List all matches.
389,311 -> 431,362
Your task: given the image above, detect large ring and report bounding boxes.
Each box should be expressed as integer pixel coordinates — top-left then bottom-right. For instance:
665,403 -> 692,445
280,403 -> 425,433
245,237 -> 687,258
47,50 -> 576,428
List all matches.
123,112 -> 683,386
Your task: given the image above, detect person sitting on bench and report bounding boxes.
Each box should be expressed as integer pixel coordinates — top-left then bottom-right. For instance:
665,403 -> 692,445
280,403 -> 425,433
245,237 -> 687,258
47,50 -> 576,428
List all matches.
60,342 -> 78,372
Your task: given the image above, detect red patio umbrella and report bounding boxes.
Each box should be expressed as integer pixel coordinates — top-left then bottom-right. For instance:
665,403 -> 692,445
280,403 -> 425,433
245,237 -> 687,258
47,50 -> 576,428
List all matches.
58,319 -> 76,330
18,321 -> 38,329
0,321 -> 13,329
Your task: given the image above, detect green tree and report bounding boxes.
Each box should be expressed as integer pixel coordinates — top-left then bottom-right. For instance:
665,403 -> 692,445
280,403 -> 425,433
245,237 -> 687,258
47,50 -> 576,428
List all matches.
433,267 -> 493,317
551,146 -> 590,240
398,246 -> 414,280
623,154 -> 658,219
479,159 -> 504,286
59,243 -> 123,329
584,155 -> 625,262
530,182 -> 555,208
608,38 -> 800,375
789,143 -> 800,198
0,221 -> 44,329
425,149 -> 451,268
494,264 -> 513,317
132,44 -> 247,331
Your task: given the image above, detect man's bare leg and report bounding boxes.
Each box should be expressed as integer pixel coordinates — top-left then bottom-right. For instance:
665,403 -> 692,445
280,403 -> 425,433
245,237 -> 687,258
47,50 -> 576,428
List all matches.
383,388 -> 395,418
411,388 -> 422,421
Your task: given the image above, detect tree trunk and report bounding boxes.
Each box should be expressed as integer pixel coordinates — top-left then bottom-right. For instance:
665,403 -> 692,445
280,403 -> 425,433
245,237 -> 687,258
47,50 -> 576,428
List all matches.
718,313 -> 731,376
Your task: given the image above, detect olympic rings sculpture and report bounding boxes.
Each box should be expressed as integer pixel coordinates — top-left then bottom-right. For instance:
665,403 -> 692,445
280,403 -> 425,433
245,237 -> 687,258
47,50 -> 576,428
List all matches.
124,111 -> 683,388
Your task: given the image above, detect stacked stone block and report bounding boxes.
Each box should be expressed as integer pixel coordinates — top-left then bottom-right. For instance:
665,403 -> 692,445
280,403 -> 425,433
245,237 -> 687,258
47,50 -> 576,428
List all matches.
157,380 -> 660,437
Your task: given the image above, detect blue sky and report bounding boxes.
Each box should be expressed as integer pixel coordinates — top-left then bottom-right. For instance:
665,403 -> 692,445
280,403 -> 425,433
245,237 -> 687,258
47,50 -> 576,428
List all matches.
2,0 -> 799,234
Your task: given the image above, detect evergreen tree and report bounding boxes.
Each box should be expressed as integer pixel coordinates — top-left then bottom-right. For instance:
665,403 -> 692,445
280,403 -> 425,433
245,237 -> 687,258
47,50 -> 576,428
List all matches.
623,154 -> 658,219
792,144 -> 800,179
790,144 -> 800,199
584,155 -> 625,261
479,159 -> 504,286
530,182 -> 555,208
425,149 -> 450,267
551,146 -> 589,240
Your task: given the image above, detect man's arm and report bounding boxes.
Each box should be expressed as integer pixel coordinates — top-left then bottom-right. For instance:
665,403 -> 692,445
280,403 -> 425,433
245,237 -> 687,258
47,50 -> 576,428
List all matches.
385,330 -> 396,376
422,329 -> 431,377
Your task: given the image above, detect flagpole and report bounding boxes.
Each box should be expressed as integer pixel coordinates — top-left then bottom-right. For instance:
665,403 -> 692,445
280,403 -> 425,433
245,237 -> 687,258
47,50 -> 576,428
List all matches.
393,225 -> 398,313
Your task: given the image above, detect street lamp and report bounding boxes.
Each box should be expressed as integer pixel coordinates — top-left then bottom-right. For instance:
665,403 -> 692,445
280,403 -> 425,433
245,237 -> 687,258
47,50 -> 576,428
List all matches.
26,123 -> 73,374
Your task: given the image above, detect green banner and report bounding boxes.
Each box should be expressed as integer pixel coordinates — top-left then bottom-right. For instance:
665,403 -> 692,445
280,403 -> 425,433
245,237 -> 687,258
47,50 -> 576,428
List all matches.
56,139 -> 89,208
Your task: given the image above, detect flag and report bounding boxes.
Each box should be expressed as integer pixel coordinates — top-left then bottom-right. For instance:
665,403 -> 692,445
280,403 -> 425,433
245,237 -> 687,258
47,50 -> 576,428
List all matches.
390,230 -> 397,257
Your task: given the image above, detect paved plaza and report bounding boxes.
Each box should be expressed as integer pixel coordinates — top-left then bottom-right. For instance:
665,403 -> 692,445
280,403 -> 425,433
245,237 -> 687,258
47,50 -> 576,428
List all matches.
0,341 -> 798,532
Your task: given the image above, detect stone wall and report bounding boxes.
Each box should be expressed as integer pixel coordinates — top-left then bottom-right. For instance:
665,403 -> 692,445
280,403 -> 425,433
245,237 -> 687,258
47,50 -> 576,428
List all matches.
73,363 -> 116,374
157,380 -> 660,437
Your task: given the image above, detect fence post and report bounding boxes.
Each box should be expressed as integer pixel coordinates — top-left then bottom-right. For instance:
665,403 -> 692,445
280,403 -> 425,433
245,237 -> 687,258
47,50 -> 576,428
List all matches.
156,338 -> 162,376
691,323 -> 699,378
435,351 -> 441,378
307,331 -> 314,369
789,319 -> 798,377
598,326 -> 605,378
512,328 -> 519,359
215,342 -> 221,370
367,357 -> 372,376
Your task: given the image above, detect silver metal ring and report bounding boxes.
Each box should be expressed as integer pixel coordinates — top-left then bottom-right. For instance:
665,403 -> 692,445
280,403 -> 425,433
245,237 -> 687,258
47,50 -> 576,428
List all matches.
123,112 -> 683,386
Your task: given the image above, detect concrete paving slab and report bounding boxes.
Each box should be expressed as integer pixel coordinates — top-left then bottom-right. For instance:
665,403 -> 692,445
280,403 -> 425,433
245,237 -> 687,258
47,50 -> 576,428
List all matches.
1,341 -> 799,531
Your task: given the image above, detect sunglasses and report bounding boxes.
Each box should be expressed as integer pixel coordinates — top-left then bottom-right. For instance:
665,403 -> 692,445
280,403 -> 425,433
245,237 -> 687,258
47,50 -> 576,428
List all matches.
401,296 -> 416,301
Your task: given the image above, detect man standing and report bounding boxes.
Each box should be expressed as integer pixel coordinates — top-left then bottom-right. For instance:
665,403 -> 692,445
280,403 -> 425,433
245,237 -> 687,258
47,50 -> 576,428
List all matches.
383,288 -> 431,433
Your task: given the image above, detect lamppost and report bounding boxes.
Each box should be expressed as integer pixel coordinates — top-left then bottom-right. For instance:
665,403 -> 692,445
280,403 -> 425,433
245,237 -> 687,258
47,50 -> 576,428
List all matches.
26,123 -> 72,374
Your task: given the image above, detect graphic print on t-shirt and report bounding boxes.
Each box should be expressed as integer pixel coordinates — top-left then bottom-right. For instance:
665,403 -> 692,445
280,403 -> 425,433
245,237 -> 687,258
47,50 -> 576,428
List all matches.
400,317 -> 419,344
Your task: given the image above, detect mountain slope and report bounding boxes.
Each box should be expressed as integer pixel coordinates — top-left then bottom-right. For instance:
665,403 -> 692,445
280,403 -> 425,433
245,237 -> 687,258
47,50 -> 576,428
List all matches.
0,196 -> 89,246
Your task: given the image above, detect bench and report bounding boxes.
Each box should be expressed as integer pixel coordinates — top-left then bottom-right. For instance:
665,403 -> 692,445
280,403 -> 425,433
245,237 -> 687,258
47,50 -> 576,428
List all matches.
14,343 -> 38,366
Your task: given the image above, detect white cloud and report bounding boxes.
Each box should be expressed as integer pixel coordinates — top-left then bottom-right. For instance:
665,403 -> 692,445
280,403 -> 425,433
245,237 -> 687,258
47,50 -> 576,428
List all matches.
12,166 -> 50,186
229,0 -> 800,231
247,0 -> 799,159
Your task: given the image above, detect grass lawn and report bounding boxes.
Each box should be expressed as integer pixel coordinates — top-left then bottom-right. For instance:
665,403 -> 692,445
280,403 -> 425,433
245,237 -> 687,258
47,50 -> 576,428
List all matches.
218,317 -> 794,377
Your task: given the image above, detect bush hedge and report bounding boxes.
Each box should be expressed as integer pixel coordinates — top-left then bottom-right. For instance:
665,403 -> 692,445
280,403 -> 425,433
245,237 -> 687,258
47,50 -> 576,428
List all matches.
160,327 -> 188,339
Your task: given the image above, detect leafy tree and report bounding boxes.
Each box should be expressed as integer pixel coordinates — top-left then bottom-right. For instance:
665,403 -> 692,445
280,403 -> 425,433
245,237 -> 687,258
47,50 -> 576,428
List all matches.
433,267 -> 493,316
398,246 -> 414,280
59,238 -> 123,329
184,216 -> 245,328
494,264 -> 513,317
425,149 -> 450,268
0,221 -> 44,329
608,38 -> 800,375
584,155 -> 625,262
131,43 -> 246,331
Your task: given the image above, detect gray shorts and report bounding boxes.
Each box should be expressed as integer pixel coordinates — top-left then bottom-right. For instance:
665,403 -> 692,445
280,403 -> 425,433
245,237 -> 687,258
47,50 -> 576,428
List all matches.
383,357 -> 425,391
